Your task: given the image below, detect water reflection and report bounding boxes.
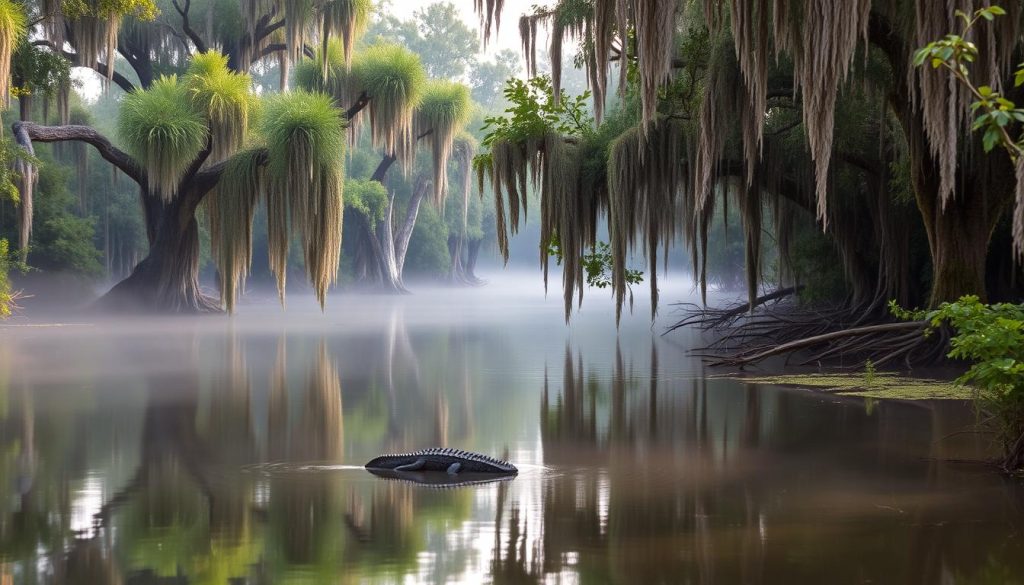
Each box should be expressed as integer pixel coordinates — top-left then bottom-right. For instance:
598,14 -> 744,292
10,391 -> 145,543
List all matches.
0,298 -> 1022,584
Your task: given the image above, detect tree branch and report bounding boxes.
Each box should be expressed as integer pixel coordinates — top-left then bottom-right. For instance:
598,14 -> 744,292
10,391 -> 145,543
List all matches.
32,40 -> 138,93
12,122 -> 147,187
345,91 -> 370,119
171,0 -> 208,53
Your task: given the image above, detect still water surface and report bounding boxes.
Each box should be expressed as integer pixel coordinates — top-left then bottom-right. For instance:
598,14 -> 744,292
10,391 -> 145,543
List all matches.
1,276 -> 1022,584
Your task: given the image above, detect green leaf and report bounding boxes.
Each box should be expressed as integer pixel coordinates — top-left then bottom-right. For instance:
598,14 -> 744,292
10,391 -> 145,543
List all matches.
983,127 -> 1000,151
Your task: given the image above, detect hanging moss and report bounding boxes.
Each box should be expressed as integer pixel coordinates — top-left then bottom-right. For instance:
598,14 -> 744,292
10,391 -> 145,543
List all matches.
0,0 -> 26,108
183,51 -> 256,164
416,80 -> 472,206
261,90 -> 347,309
117,76 -> 208,202
209,147 -> 264,313
320,0 -> 372,69
351,43 -> 426,169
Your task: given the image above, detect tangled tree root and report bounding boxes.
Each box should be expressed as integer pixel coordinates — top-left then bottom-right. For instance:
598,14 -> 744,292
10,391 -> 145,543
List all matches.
668,289 -> 949,369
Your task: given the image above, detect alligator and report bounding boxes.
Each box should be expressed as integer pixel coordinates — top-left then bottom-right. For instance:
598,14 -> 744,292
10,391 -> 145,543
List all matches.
364,448 -> 517,476
365,468 -> 517,488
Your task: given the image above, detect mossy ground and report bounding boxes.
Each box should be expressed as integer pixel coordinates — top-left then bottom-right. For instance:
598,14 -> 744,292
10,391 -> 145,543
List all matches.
727,373 -> 972,400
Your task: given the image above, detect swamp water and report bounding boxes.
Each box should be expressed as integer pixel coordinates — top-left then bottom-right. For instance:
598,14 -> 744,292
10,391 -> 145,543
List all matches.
0,275 -> 1022,584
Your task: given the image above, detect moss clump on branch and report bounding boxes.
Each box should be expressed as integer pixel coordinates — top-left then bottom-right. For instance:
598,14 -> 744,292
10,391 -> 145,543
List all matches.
417,80 -> 472,205
183,51 -> 256,164
261,90 -> 346,308
351,43 -> 426,167
117,76 -> 208,202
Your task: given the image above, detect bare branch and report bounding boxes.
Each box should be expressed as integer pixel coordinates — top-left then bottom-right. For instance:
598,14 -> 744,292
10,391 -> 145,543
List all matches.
171,0 -> 208,53
12,122 -> 147,187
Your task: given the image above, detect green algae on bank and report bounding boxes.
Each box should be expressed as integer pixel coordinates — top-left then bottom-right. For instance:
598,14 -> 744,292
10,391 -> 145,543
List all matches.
726,373 -> 973,400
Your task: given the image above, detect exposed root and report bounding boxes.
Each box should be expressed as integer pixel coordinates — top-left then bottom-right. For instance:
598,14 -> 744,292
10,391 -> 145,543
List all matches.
670,290 -> 949,369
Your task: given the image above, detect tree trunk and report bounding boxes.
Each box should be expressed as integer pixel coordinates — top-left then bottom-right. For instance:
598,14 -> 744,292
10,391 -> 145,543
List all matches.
465,238 -> 483,280
394,178 -> 427,275
447,234 -> 466,282
896,94 -> 1011,307
95,191 -> 218,313
355,210 -> 406,293
907,131 -> 1009,306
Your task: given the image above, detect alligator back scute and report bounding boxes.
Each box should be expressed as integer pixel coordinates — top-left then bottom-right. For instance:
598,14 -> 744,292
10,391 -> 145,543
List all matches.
364,447 -> 517,474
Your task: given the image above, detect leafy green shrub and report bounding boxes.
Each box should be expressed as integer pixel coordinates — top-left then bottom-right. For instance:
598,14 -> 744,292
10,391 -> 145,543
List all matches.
894,296 -> 1024,471
0,238 -> 15,318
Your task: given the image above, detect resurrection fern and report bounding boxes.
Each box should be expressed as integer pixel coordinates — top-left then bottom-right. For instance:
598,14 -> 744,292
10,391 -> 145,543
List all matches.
261,90 -> 346,308
118,76 -> 208,201
351,43 -> 426,167
184,51 -> 255,163
417,80 -> 472,205
0,0 -> 27,107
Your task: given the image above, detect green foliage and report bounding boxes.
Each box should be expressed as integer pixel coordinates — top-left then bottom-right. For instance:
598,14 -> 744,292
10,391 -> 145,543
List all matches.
914,6 -> 1024,157
914,297 -> 1024,397
479,76 -> 593,150
183,50 -> 255,161
893,295 -> 1024,464
293,37 -> 349,97
117,75 -> 208,200
344,178 -> 388,224
61,0 -> 159,20
547,237 -> 643,290
404,201 -> 450,275
0,239 -> 14,318
418,80 -> 472,132
30,156 -> 102,276
863,359 -> 877,388
11,40 -> 71,98
0,135 -> 30,204
261,91 -> 346,174
0,0 -> 28,105
351,42 -> 426,110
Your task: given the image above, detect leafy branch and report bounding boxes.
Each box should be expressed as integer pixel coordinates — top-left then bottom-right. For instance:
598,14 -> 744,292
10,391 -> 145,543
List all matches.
547,236 -> 643,290
914,6 -> 1024,157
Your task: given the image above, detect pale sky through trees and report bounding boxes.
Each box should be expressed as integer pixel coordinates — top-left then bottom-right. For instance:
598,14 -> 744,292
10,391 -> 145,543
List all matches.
387,0 -> 539,55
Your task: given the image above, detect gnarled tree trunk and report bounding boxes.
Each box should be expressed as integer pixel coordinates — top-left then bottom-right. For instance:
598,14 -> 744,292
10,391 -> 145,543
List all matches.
95,190 -> 217,312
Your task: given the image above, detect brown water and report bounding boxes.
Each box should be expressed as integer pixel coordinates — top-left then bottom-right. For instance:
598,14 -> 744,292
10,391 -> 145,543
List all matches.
1,277 -> 1022,584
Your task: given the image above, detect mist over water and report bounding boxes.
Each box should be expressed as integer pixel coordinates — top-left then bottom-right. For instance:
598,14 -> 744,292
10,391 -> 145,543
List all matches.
1,269 -> 1022,584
